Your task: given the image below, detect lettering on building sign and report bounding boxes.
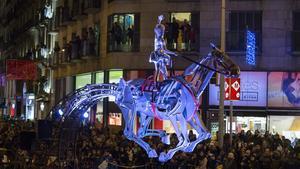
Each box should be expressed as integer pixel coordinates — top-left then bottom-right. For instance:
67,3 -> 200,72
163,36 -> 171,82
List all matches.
246,30 -> 256,65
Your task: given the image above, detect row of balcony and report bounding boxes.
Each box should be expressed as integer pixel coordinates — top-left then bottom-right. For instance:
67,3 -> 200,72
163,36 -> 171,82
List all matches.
53,0 -> 101,30
49,40 -> 99,67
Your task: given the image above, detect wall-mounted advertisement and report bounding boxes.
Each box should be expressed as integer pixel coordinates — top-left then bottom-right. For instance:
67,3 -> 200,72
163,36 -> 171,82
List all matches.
209,71 -> 267,106
268,72 -> 300,108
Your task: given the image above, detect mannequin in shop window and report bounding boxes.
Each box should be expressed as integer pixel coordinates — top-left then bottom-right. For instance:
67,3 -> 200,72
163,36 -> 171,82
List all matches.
149,15 -> 177,84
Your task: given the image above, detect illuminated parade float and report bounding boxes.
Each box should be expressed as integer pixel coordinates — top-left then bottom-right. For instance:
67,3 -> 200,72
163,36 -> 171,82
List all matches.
52,15 -> 240,162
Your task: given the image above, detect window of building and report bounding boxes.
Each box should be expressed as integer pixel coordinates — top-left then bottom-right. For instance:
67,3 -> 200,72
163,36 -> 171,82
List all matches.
227,11 -> 262,52
108,113 -> 122,126
94,71 -> 104,125
225,116 -> 266,133
292,12 -> 300,52
109,70 -> 123,101
96,71 -> 104,84
107,13 -> 140,52
166,12 -> 200,52
96,101 -> 103,125
109,70 -> 123,83
75,73 -> 92,89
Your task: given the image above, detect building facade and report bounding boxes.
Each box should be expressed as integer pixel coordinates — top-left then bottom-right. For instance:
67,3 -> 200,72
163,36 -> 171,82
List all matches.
1,0 -> 300,136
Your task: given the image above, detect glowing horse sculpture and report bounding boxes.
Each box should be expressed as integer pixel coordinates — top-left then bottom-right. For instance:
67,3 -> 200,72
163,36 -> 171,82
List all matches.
52,44 -> 239,162
118,44 -> 240,162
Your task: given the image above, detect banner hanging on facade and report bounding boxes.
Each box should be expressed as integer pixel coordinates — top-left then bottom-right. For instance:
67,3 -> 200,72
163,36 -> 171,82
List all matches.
268,72 -> 300,108
209,71 -> 267,107
225,78 -> 241,100
6,60 -> 37,80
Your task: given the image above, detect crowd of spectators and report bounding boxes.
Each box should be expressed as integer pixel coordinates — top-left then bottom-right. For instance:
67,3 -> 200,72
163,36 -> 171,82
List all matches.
1,120 -> 300,169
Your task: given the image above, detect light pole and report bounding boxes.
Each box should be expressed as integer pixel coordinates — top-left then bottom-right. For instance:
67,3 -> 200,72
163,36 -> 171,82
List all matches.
218,0 -> 226,149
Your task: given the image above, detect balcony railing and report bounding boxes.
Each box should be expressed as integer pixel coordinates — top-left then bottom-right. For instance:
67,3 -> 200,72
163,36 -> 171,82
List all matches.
49,41 -> 98,67
292,31 -> 300,53
226,31 -> 262,53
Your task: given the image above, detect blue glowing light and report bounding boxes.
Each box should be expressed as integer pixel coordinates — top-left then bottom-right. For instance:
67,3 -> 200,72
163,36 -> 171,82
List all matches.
83,112 -> 89,118
246,30 -> 256,65
58,109 -> 63,116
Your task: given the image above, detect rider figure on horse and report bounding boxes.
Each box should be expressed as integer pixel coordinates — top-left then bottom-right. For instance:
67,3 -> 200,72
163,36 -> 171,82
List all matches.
149,15 -> 177,84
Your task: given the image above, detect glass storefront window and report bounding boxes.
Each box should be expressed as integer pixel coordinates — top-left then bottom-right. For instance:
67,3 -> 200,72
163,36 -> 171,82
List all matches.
269,116 -> 300,140
109,113 -> 122,126
109,70 -> 123,83
96,101 -> 103,125
25,93 -> 35,120
96,72 -> 104,84
75,73 -> 92,89
225,116 -> 266,133
108,13 -> 140,52
109,70 -> 123,101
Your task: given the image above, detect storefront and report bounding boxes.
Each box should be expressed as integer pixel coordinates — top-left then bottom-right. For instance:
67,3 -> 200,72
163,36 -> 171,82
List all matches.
74,72 -> 105,125
208,71 -> 300,140
268,115 -> 300,140
267,72 -> 300,138
225,116 -> 266,133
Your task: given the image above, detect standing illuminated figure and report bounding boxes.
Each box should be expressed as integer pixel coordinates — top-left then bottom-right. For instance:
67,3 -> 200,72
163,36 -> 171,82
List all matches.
150,15 -> 177,82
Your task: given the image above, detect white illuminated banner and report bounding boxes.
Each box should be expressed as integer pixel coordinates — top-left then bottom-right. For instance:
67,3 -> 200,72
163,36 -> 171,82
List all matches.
268,72 -> 300,108
209,72 -> 267,106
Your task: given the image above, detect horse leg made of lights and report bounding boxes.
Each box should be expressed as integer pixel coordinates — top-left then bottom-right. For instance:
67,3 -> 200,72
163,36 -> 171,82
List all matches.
116,79 -> 158,158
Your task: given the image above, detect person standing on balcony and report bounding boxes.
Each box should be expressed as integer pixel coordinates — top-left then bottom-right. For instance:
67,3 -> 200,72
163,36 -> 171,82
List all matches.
88,27 -> 96,55
171,17 -> 179,50
181,19 -> 191,51
149,15 -> 177,84
111,22 -> 122,51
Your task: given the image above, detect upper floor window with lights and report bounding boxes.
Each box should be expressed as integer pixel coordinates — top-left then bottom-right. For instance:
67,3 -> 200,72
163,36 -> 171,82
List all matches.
292,12 -> 300,53
107,13 -> 140,52
227,11 -> 262,52
166,12 -> 200,52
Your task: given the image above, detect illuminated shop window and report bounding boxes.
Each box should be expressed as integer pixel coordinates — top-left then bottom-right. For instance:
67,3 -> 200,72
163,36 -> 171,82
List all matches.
96,72 -> 104,84
109,113 -> 122,126
96,101 -> 103,125
75,73 -> 92,89
108,13 -> 140,52
109,70 -> 123,83
109,70 -> 123,101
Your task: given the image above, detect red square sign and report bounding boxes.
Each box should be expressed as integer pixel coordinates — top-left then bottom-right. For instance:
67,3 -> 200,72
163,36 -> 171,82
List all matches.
225,78 -> 240,100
